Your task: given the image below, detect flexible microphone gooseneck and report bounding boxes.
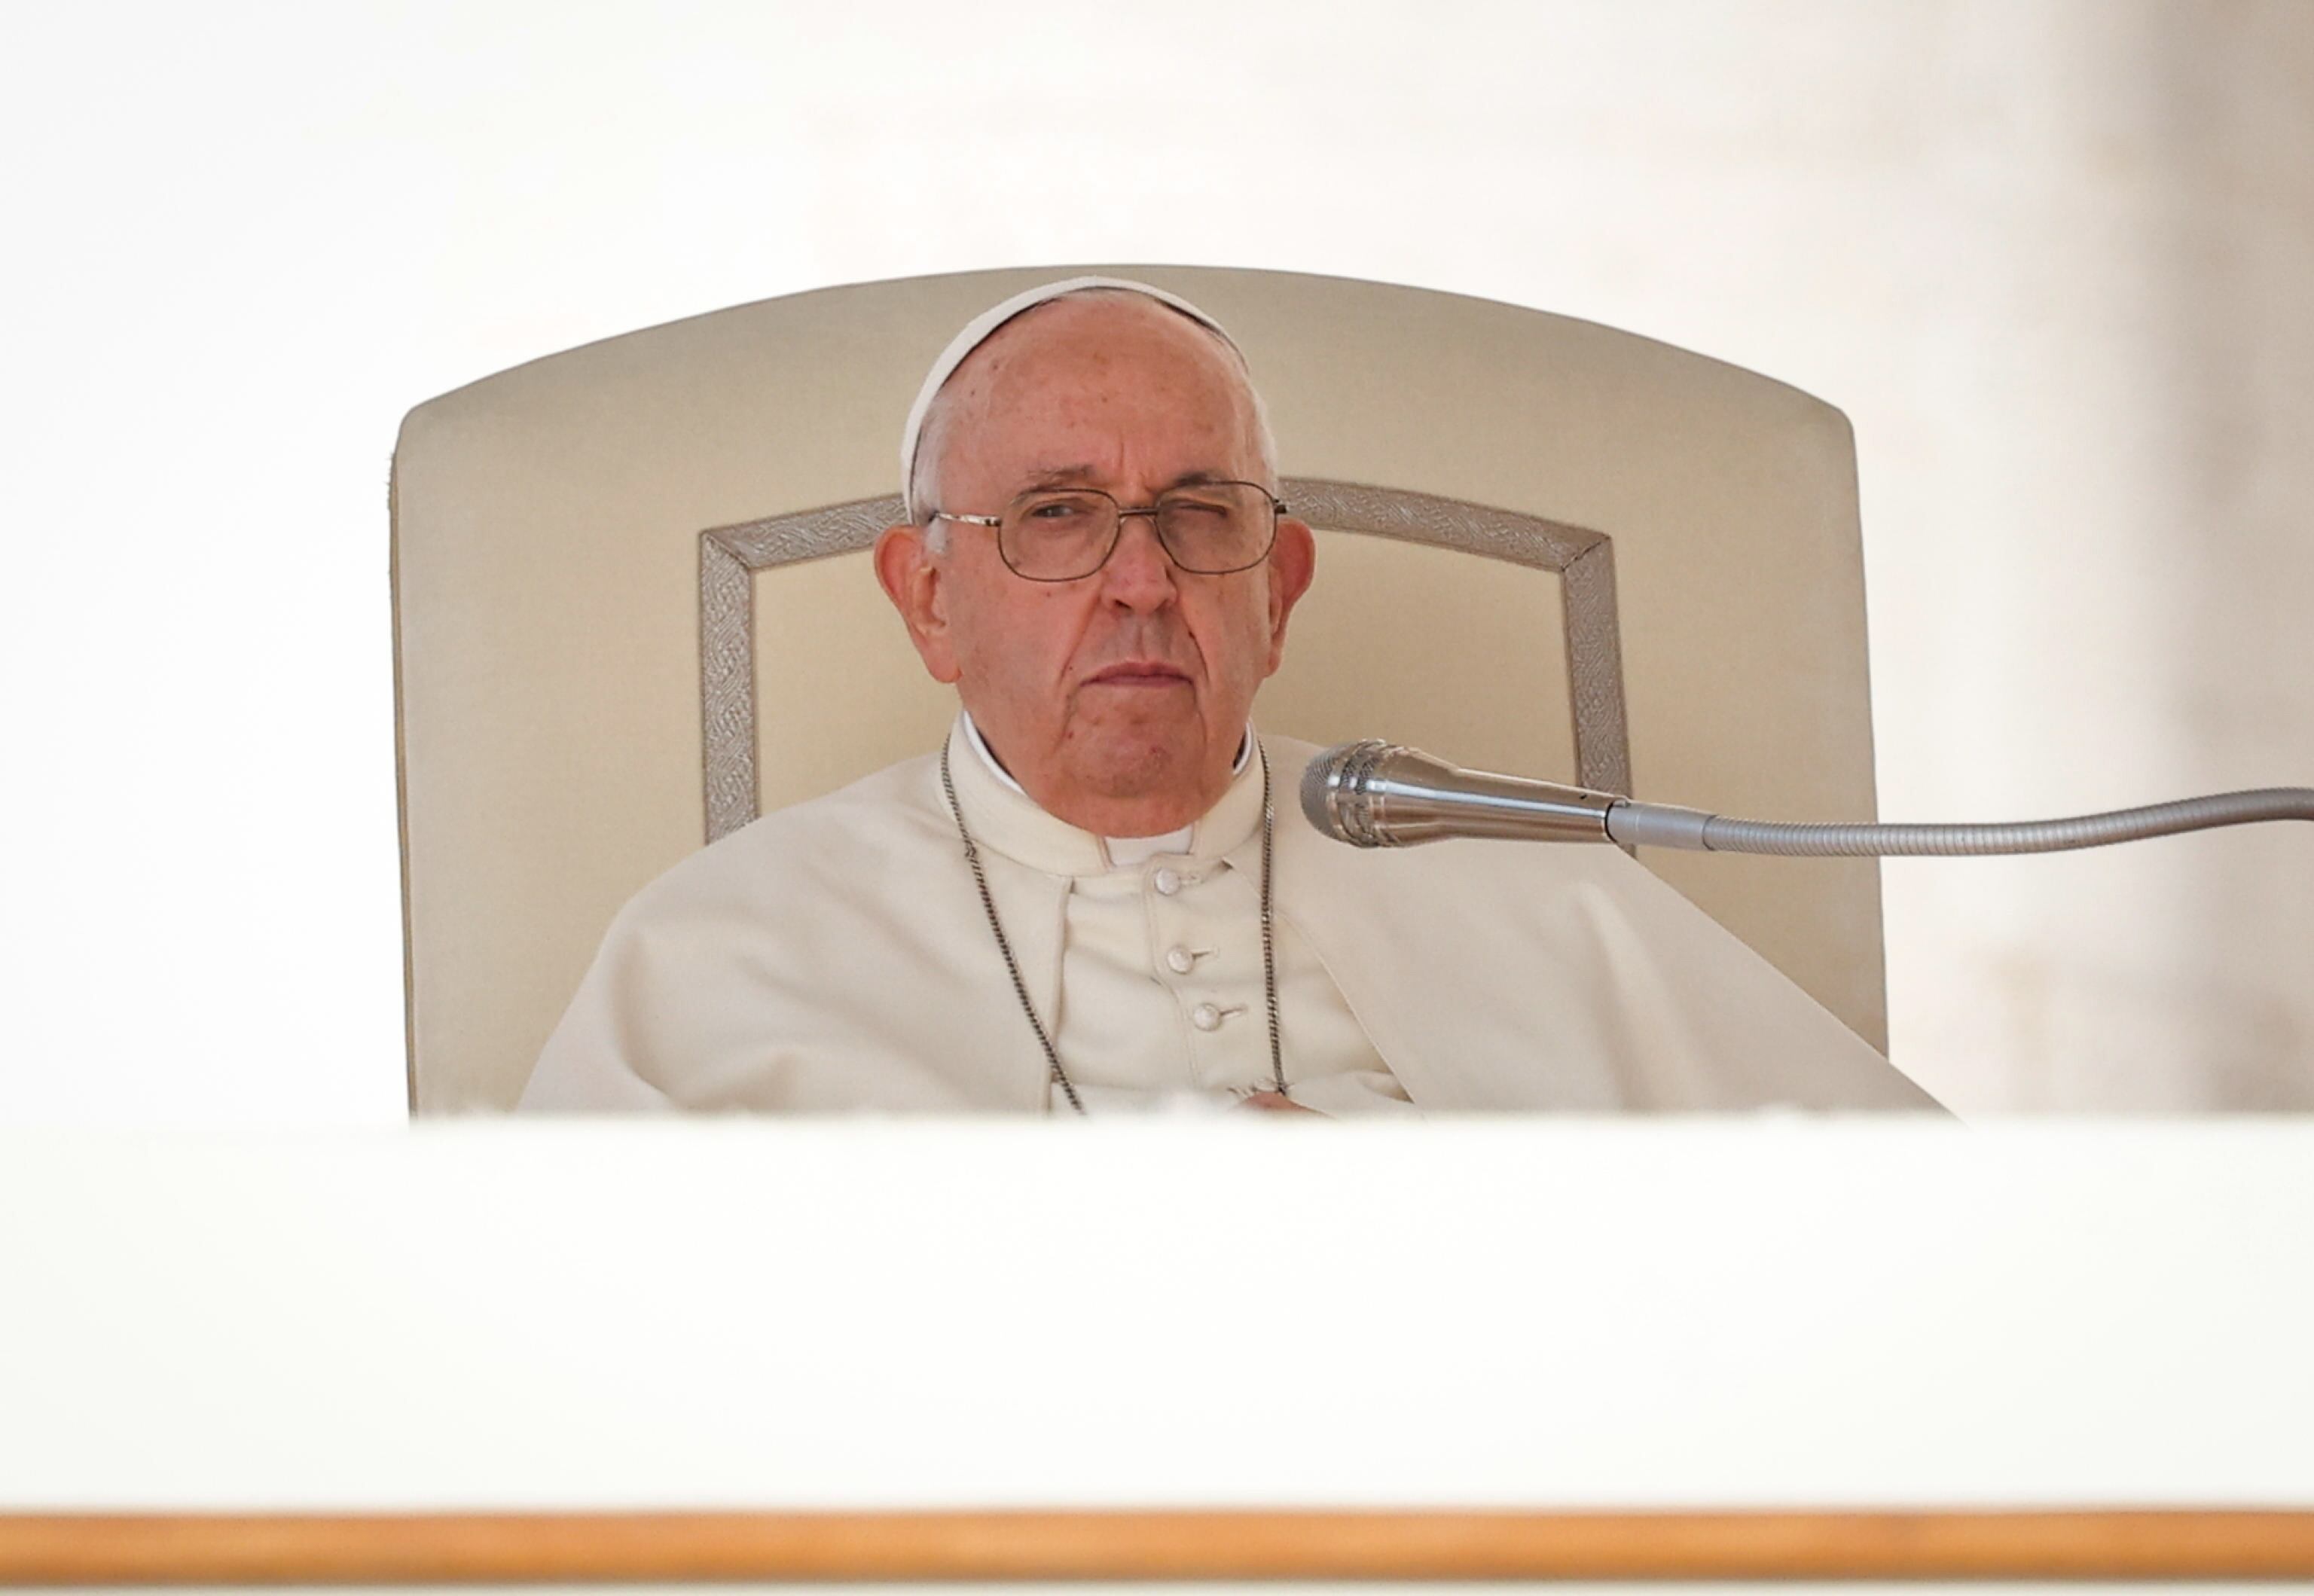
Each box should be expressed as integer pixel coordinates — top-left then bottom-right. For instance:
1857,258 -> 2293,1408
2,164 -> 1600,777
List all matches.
1301,740 -> 2314,856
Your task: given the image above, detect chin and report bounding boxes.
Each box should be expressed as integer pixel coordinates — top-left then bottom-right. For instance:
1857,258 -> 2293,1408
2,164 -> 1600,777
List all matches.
1076,740 -> 1184,800
1070,717 -> 1204,800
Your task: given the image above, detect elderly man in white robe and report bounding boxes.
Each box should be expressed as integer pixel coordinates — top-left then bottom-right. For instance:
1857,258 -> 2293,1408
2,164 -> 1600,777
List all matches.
520,277 -> 1940,1116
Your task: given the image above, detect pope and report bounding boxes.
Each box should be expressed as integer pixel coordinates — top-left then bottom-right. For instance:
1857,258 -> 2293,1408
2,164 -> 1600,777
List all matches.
519,277 -> 1941,1115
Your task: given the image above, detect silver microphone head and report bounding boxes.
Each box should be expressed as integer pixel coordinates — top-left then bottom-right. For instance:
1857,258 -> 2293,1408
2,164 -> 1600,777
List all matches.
1302,741 -> 1619,848
1301,740 -> 1400,846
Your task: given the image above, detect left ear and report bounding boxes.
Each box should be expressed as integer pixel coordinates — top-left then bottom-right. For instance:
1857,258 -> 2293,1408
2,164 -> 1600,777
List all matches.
1261,517 -> 1317,676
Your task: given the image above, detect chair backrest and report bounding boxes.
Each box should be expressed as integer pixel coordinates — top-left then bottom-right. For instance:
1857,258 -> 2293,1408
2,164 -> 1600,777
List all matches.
393,266 -> 1886,1113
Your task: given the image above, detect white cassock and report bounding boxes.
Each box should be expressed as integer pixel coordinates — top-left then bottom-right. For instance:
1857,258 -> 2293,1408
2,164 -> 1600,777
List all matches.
520,719 -> 1941,1115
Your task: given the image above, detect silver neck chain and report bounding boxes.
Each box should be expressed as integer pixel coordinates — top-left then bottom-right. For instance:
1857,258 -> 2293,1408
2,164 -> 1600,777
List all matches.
939,740 -> 1285,1116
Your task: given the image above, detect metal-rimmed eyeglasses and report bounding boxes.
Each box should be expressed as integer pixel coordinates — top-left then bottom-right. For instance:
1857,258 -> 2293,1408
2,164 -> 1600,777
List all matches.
927,481 -> 1287,582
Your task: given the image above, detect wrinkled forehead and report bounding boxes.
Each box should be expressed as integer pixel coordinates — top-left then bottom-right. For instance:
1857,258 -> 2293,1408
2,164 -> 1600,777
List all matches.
937,300 -> 1262,493
952,293 -> 1247,413
900,278 -> 1251,514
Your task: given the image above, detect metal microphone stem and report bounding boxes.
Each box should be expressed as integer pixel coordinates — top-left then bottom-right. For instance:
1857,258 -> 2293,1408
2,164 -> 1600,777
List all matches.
1304,740 -> 2314,856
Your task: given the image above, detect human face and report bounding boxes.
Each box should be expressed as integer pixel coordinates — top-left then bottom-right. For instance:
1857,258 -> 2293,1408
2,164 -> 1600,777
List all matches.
875,294 -> 1314,838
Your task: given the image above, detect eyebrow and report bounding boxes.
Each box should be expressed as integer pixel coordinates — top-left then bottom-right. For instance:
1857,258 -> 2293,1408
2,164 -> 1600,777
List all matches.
1019,466 -> 1236,492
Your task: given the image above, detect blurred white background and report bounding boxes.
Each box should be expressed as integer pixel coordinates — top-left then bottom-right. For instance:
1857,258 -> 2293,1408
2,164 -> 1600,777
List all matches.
2,0 -> 2309,1122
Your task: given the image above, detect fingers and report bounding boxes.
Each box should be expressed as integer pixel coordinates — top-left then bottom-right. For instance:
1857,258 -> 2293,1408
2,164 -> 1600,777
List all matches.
1239,1091 -> 1317,1114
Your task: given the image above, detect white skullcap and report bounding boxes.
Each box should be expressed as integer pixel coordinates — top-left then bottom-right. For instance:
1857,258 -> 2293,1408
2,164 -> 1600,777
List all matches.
899,275 -> 1241,523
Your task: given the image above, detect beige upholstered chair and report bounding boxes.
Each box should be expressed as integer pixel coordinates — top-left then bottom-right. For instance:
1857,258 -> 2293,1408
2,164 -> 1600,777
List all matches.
392,267 -> 1885,1113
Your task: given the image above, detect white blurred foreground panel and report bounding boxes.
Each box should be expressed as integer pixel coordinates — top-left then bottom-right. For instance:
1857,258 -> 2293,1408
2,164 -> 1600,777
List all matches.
2,1120 -> 2309,1512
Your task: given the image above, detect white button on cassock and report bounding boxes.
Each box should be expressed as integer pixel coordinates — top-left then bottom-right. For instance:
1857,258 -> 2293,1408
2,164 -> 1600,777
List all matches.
1152,867 -> 1183,896
1165,946 -> 1197,975
1190,1002 -> 1223,1032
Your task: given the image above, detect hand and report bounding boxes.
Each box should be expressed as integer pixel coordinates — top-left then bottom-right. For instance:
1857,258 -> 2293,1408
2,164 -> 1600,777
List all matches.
1238,1090 -> 1317,1114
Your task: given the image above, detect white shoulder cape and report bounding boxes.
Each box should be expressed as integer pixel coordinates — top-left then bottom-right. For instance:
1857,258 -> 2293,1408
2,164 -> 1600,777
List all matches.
521,736 -> 1941,1113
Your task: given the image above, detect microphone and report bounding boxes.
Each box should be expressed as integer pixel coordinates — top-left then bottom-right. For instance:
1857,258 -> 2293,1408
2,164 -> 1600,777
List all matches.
1300,741 -> 1619,847
1301,740 -> 2314,856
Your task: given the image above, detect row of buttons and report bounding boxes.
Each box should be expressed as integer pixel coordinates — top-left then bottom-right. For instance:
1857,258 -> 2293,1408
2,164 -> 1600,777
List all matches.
1146,862 -> 1241,1036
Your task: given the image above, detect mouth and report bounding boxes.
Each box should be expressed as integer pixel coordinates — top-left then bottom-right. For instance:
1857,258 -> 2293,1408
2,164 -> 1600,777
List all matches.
1085,661 -> 1193,689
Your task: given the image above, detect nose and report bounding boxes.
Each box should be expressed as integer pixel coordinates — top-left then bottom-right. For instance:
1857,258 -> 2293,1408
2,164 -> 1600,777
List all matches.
1099,510 -> 1178,611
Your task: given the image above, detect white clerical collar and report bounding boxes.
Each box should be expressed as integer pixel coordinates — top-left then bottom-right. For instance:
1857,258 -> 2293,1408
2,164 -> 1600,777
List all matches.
949,713 -> 1262,877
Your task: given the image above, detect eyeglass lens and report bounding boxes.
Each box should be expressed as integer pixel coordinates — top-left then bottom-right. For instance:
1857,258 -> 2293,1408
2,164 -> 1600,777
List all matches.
998,483 -> 1276,580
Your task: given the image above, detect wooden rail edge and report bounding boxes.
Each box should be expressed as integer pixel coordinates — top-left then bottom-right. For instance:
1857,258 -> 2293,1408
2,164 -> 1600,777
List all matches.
5,1510 -> 2314,1584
